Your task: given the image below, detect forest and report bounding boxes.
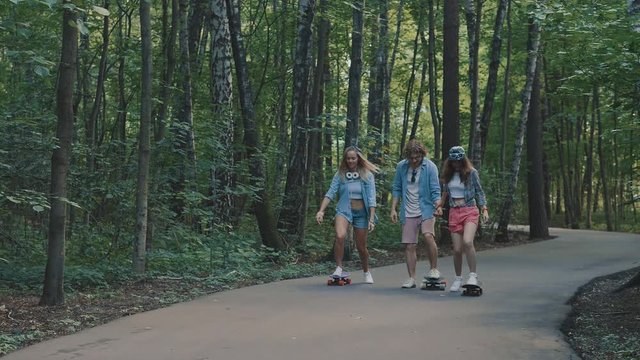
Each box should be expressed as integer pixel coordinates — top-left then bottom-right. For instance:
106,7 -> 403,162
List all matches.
0,0 -> 639,318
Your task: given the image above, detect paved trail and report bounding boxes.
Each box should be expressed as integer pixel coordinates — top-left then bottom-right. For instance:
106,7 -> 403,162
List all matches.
5,228 -> 640,360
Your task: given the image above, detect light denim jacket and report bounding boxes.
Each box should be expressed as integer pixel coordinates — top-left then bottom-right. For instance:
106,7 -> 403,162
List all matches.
442,169 -> 487,208
324,171 -> 378,223
391,158 -> 441,224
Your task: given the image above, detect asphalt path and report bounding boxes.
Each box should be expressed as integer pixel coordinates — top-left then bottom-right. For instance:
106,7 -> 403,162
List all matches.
5,228 -> 640,360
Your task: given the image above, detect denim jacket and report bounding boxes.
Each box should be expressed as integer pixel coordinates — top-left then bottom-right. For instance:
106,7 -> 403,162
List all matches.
324,171 -> 378,223
442,169 -> 487,208
391,158 -> 441,224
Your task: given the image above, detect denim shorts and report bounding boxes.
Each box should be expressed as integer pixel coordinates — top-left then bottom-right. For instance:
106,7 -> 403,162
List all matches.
350,208 -> 368,229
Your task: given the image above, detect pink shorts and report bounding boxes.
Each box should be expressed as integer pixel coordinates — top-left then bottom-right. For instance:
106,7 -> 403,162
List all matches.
402,217 -> 435,244
448,206 -> 479,234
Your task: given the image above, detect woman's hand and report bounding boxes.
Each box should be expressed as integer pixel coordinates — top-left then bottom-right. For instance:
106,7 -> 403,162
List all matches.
481,207 -> 489,223
368,220 -> 375,233
316,211 -> 324,224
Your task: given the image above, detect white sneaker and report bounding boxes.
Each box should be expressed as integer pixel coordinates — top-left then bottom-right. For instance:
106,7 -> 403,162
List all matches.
401,278 -> 416,288
332,266 -> 343,277
466,272 -> 479,286
363,272 -> 374,284
449,276 -> 463,292
426,268 -> 441,279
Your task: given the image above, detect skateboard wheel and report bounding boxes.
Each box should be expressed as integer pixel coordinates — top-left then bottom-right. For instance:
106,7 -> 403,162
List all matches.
338,280 -> 345,286
327,280 -> 332,286
346,279 -> 352,284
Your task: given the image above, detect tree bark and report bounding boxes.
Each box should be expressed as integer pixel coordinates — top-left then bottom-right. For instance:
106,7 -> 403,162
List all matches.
496,11 -> 543,242
210,0 -> 235,225
442,0 -> 460,160
41,2 -> 78,306
278,0 -> 316,244
427,0 -> 441,160
154,0 -> 179,142
479,0 -> 509,163
526,56 -> 548,239
367,0 -> 386,166
226,0 -> 285,250
464,0 -> 482,165
594,86 -> 613,231
345,0 -> 365,147
134,0 -> 153,274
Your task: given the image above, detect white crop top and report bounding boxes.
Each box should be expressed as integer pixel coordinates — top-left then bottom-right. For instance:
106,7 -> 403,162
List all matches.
448,172 -> 465,198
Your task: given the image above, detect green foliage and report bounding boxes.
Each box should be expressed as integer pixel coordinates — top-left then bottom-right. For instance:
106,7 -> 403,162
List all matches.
0,331 -> 42,356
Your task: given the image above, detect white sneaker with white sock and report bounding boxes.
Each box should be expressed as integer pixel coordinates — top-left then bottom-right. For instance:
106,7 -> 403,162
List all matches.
426,268 -> 441,279
449,276 -> 463,292
466,272 -> 479,286
363,271 -> 374,284
332,266 -> 343,277
401,277 -> 416,288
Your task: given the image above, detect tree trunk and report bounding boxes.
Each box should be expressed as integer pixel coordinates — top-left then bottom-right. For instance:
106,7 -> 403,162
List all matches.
154,0 -> 179,142
526,56 -> 548,239
278,0 -> 316,245
594,86 -> 613,231
226,0 -> 286,250
345,0 -> 365,147
178,0 -> 197,169
427,0 -> 441,160
496,11 -> 543,242
584,93 -> 596,228
41,2 -> 78,306
385,0 -> 405,150
210,0 -> 235,225
464,0 -> 482,165
442,0 -> 460,160
134,0 -> 153,274
499,0 -> 512,172
402,15 -> 422,152
367,0 -> 386,166
479,0 -> 509,163
310,0 -> 330,201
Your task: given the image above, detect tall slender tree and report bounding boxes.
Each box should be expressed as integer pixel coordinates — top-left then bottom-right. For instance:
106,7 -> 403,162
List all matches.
279,0 -> 316,244
225,0 -> 285,250
496,7 -> 544,242
41,1 -> 79,306
345,0 -> 365,147
442,0 -> 460,159
526,56 -> 548,239
134,0 -> 153,273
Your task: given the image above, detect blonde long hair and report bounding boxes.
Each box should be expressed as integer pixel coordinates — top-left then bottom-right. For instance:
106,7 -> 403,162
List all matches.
338,146 -> 380,180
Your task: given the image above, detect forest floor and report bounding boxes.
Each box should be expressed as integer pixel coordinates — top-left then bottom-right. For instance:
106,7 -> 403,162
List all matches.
1,231 -> 638,359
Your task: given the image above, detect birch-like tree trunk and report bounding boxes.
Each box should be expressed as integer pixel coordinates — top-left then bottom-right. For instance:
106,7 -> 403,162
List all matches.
134,0 -> 152,274
345,0 -> 365,147
584,94 -> 596,228
496,10 -> 544,242
499,0 -> 512,172
279,0 -> 316,244
178,0 -> 197,169
226,0 -> 285,250
41,1 -> 78,306
385,0 -> 404,150
210,0 -> 234,224
367,0 -> 386,166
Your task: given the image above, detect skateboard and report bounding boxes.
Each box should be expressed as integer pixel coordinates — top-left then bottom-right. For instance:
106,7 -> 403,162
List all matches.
420,276 -> 447,291
461,284 -> 483,296
327,272 -> 351,286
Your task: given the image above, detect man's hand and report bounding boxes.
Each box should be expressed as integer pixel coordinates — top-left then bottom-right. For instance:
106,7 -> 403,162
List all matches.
390,209 -> 398,224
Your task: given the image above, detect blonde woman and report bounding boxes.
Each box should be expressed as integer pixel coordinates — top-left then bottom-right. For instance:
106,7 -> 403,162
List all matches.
316,146 -> 379,284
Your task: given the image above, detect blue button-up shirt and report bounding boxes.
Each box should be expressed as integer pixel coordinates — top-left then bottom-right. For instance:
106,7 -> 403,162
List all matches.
324,171 -> 378,223
391,158 -> 441,224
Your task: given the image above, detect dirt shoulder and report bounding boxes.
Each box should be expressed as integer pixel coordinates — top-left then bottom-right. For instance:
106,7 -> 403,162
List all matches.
561,266 -> 640,360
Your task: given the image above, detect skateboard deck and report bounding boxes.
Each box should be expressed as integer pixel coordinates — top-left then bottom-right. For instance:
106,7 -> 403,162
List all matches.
327,272 -> 351,286
420,277 -> 447,291
461,284 -> 483,296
